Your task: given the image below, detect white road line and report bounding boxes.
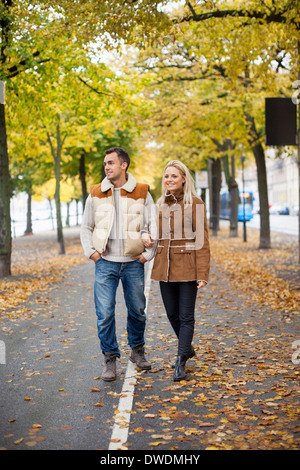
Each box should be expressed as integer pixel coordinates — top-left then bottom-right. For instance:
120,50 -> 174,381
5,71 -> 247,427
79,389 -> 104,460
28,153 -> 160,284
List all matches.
108,359 -> 138,450
108,260 -> 153,450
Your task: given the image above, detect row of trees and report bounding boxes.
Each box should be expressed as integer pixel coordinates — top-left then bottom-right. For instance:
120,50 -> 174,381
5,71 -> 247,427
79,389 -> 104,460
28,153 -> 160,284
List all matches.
0,0 -> 299,277
0,0 -> 170,276
135,0 -> 299,248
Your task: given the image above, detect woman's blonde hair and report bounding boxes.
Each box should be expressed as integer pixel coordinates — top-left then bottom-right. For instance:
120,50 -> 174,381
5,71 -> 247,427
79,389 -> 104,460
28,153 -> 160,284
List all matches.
158,160 -> 198,205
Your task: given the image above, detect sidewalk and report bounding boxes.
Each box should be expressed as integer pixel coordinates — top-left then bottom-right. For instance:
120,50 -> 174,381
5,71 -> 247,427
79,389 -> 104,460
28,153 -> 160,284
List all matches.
210,224 -> 299,316
132,266 -> 299,450
0,227 -> 299,452
219,220 -> 300,290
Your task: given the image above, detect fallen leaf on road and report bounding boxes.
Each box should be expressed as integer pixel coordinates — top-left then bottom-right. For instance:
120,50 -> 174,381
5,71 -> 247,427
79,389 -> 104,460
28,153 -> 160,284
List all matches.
14,438 -> 24,445
61,425 -> 72,431
83,416 -> 94,421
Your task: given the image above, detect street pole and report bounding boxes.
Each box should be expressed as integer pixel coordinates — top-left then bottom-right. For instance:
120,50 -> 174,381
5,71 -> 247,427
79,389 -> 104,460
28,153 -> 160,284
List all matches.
240,155 -> 247,242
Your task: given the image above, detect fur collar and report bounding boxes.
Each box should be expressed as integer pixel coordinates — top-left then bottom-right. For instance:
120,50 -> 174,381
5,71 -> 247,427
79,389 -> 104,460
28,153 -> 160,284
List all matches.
101,172 -> 137,193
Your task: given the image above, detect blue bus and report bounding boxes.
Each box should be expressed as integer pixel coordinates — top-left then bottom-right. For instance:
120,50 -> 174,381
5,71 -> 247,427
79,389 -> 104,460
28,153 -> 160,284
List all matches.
220,190 -> 254,221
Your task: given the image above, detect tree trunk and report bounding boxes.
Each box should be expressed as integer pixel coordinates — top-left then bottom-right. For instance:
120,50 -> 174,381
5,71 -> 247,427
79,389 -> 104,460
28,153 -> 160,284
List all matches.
245,113 -> 271,249
48,114 -> 65,255
24,189 -> 33,235
48,198 -> 55,230
229,177 -> 239,237
208,157 -> 221,236
54,119 -> 65,254
54,157 -> 65,254
76,199 -> 79,225
252,143 -> 270,248
222,153 -> 239,237
298,40 -> 300,263
65,201 -> 70,227
0,103 -> 11,277
200,188 -> 206,204
230,155 -> 239,237
79,151 -> 88,210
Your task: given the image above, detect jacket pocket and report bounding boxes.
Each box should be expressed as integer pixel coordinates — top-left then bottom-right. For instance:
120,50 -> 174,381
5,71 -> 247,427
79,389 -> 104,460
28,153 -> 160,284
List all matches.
171,248 -> 195,278
173,248 -> 192,255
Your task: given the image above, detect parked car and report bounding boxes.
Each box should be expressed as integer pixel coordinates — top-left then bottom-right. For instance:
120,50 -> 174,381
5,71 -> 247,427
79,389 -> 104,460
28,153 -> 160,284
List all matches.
291,205 -> 299,216
278,206 -> 289,215
269,204 -> 290,215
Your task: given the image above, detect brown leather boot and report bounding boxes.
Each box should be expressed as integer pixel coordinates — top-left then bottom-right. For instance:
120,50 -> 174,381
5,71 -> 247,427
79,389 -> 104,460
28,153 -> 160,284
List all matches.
130,346 -> 151,370
102,353 -> 117,381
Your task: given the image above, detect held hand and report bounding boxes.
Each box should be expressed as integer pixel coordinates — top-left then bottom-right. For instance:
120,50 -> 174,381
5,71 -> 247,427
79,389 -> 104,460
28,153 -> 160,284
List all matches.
197,280 -> 207,289
132,254 -> 147,264
141,232 -> 156,248
90,251 -> 101,263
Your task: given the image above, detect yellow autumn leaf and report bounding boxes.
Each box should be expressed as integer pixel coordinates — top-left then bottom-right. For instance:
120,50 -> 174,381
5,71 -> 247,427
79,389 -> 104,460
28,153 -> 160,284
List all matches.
235,403 -> 244,411
25,441 -> 37,447
14,438 -> 24,445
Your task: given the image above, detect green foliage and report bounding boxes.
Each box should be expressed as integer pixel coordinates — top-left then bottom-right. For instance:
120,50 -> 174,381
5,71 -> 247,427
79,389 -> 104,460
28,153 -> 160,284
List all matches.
1,0 -> 298,201
64,127 -> 136,186
132,0 -> 297,170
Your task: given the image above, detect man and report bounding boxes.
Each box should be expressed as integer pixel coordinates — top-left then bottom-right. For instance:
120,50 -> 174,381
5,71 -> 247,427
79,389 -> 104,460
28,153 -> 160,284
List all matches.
80,147 -> 157,381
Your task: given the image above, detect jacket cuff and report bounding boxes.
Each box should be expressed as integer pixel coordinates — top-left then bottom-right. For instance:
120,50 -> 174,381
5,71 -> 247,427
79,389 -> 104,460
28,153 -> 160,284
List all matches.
87,249 -> 97,260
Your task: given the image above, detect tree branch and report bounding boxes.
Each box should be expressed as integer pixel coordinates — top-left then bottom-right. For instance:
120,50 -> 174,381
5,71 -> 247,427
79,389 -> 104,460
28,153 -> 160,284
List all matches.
179,4 -> 297,26
4,51 -> 51,79
46,132 -> 56,160
186,1 -> 197,17
77,76 -> 122,100
135,62 -> 196,71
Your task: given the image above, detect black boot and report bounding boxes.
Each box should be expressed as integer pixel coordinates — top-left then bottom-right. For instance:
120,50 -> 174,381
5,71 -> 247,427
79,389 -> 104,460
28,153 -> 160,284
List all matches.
173,355 -> 187,382
172,346 -> 195,368
188,345 -> 196,360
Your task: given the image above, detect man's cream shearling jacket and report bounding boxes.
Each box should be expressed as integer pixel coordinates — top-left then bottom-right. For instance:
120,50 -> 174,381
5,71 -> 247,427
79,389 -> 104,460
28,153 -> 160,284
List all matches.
80,173 -> 157,263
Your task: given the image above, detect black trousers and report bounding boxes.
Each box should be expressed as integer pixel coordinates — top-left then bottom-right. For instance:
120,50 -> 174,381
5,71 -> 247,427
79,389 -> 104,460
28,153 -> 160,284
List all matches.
159,281 -> 198,357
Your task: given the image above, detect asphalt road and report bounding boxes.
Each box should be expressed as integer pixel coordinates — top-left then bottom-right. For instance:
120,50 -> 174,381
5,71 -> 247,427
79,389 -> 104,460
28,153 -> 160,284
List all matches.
244,214 -> 298,237
0,256 -> 299,460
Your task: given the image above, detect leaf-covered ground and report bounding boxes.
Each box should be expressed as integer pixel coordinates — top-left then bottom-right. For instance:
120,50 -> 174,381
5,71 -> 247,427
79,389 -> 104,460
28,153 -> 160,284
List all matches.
127,227 -> 299,450
0,226 -> 299,451
210,227 -> 299,316
0,228 -> 86,319
129,273 -> 299,450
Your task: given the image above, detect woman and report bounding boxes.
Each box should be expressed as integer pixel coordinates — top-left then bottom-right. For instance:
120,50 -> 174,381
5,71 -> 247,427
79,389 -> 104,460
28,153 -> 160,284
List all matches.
143,160 -> 210,381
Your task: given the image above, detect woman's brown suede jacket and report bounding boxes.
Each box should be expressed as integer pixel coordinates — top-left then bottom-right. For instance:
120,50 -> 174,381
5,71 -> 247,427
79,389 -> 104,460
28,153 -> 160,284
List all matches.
151,190 -> 210,283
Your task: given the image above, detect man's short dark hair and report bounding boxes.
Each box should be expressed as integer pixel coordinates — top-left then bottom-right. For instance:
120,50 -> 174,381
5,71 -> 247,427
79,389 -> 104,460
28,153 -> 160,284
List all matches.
105,147 -> 130,171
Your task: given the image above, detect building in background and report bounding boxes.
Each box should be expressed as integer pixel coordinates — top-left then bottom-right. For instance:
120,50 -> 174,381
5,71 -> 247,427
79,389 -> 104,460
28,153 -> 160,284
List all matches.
236,149 -> 298,215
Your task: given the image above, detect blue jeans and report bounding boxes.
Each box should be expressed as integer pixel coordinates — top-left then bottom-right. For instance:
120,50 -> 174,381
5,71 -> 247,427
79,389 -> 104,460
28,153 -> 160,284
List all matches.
94,258 -> 146,357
